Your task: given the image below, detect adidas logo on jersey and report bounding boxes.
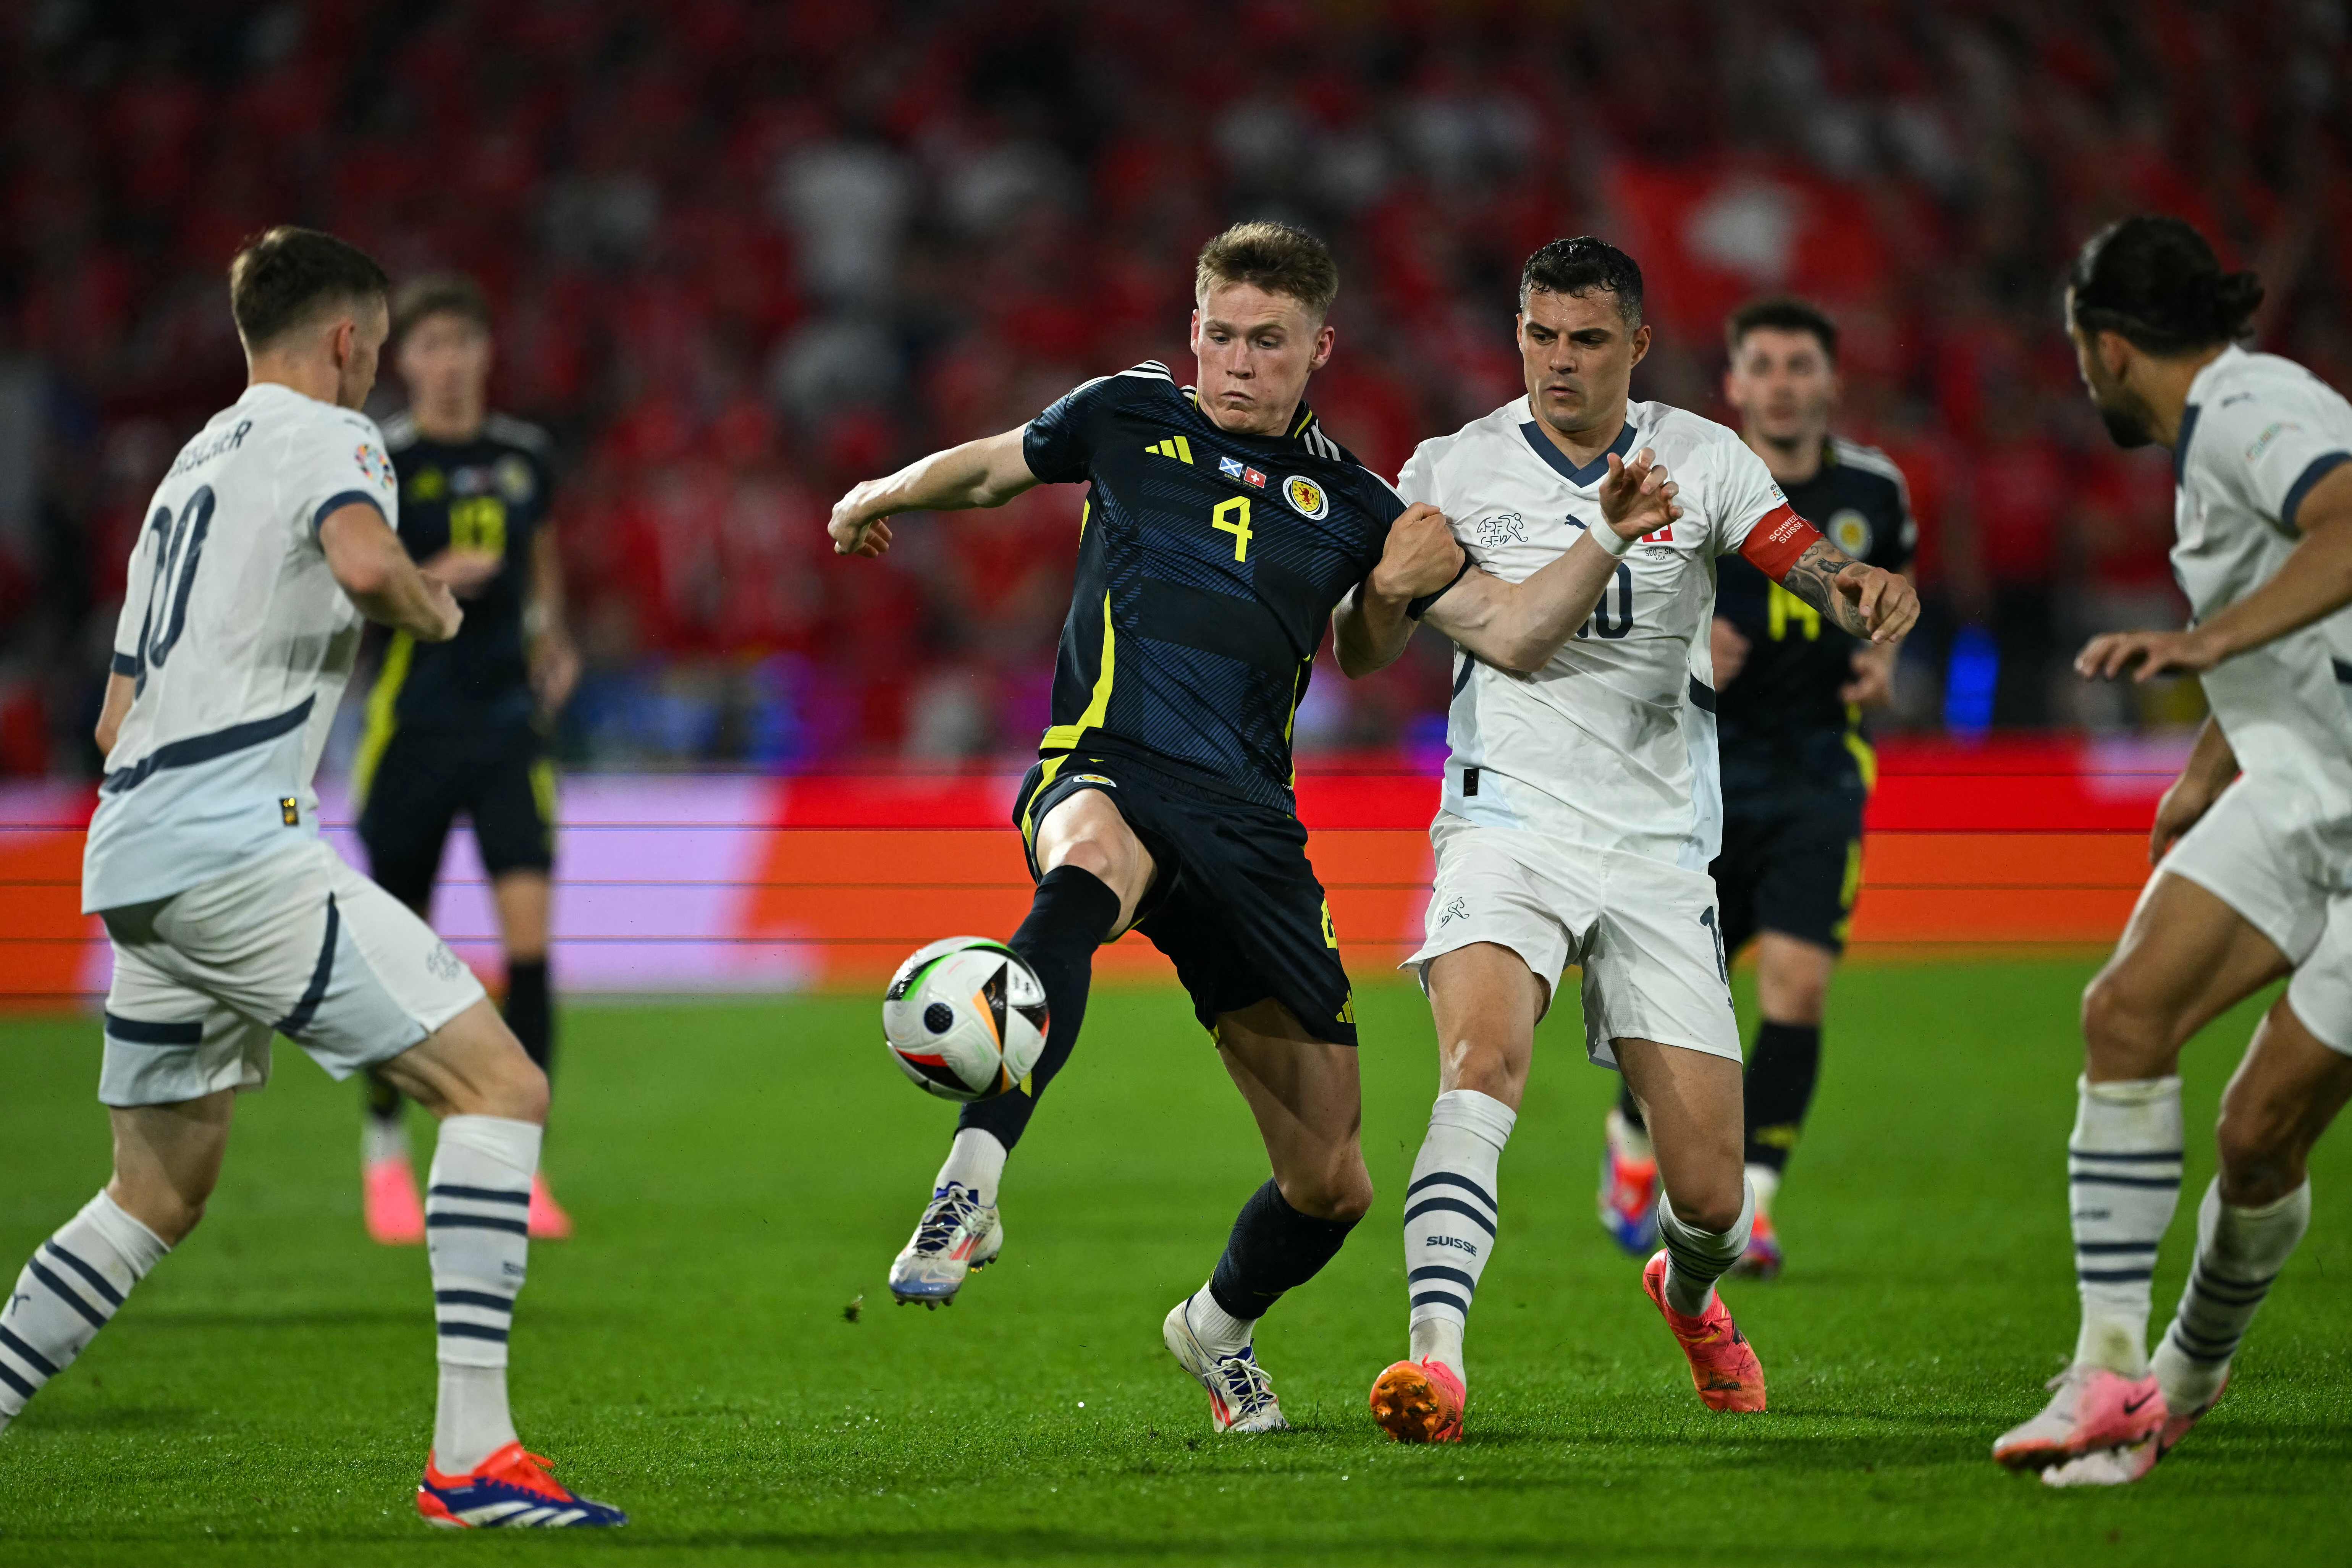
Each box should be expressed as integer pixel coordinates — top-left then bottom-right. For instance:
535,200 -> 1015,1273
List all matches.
1146,437 -> 1194,463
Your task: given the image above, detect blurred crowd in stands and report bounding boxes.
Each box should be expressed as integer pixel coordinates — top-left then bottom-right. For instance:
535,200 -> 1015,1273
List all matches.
2,0 -> 2347,774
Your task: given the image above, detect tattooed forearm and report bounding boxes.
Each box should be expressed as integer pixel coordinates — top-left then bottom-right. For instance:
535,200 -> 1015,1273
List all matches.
1777,538 -> 1872,637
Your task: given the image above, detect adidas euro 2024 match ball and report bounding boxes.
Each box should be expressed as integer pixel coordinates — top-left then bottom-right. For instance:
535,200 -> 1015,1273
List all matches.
883,937 -> 1049,1101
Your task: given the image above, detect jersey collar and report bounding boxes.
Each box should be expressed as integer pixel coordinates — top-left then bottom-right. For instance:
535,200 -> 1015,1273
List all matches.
1518,405 -> 1636,488
1183,388 -> 1327,448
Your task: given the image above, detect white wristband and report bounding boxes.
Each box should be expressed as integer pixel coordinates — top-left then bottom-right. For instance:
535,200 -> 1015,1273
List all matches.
1593,522 -> 1638,558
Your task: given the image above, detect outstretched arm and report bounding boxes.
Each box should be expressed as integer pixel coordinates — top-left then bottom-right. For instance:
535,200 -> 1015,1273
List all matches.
2077,462 -> 2352,681
828,427 -> 1040,559
1337,446 -> 1687,678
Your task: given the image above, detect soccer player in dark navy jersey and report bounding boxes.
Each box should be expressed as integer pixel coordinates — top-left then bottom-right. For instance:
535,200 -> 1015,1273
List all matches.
1602,298 -> 1916,1280
352,276 -> 582,1247
830,222 -> 1451,1430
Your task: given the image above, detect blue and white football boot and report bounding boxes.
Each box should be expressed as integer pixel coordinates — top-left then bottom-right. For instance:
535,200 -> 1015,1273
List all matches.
888,1181 -> 1002,1308
1162,1298 -> 1288,1433
417,1444 -> 627,1528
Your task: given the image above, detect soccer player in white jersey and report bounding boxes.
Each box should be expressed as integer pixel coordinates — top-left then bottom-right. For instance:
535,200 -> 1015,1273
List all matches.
0,229 -> 622,1528
1992,217 -> 2352,1487
1332,238 -> 1917,1440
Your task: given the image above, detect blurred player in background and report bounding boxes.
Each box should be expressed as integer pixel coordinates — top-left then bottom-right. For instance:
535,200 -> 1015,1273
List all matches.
1599,299 -> 1916,1279
0,228 -> 621,1527
1337,239 -> 1917,1441
1999,217 -> 2352,1487
351,276 -> 580,1246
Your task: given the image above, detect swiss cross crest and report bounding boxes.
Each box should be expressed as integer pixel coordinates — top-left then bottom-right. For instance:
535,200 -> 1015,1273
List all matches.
1640,523 -> 1675,544
1242,466 -> 1267,488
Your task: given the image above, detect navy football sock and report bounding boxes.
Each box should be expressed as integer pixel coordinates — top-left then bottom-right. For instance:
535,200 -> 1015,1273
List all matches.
503,958 -> 553,1080
956,865 -> 1120,1154
1207,1179 -> 1359,1322
1742,1022 -> 1821,1174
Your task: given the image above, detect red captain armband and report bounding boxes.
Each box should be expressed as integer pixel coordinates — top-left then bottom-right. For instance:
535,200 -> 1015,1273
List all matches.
1738,505 -> 1822,582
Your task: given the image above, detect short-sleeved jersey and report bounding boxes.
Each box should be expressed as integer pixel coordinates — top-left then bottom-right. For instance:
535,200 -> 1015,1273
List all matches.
84,383 -> 398,912
372,411 -> 555,732
1715,435 -> 1915,782
2173,346 -> 2352,815
1402,397 -> 1794,871
1022,361 -> 1407,811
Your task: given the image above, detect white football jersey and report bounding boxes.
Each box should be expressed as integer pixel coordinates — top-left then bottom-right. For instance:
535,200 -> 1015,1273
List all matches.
1402,396 -> 1795,870
83,382 -> 399,912
2174,347 -> 2352,816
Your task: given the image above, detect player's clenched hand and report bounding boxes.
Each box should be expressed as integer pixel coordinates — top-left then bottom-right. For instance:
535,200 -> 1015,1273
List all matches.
1840,639 -> 1897,706
829,482 -> 898,558
420,547 -> 503,598
420,577 -> 464,643
2148,771 -> 2222,865
1833,563 -> 1919,644
1368,504 -> 1466,604
2075,628 -> 2219,683
1710,617 -> 1751,687
1599,446 -> 1681,543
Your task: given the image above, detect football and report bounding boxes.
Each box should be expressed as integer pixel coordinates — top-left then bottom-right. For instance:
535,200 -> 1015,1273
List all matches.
882,936 -> 1050,1102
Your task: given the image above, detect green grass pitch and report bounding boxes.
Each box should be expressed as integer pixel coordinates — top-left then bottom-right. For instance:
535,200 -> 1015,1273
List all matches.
1,962 -> 2347,1566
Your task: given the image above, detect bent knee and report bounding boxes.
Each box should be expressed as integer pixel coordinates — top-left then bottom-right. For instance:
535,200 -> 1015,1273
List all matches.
2080,971 -> 2179,1075
1668,1192 -> 1746,1236
1282,1162 -> 1374,1226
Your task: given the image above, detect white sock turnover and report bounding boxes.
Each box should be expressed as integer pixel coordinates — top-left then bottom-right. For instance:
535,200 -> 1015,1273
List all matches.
1657,1180 -> 1755,1316
934,1128 -> 1007,1209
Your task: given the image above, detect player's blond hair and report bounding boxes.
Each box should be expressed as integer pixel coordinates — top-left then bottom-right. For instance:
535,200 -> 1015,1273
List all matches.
1195,222 -> 1339,323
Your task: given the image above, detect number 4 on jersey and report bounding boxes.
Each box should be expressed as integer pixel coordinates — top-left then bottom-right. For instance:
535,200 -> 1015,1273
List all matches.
1212,496 -> 1253,561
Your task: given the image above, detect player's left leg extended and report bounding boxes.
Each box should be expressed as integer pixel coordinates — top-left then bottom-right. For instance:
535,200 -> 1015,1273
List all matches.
473,739 -> 565,1238
0,1092 -> 219,1435
2045,990 -> 2352,1487
1617,1036 -> 1766,1412
1164,999 -> 1371,1434
889,781 -> 1142,1305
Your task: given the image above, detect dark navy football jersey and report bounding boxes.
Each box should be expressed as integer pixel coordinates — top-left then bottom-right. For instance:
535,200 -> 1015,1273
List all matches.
373,411 -> 555,733
1022,362 -> 1407,810
1715,435 -> 1914,784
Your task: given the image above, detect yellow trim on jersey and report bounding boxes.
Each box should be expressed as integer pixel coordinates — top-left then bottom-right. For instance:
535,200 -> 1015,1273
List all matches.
530,758 -> 558,850
1021,753 -> 1069,847
1843,703 -> 1878,792
350,631 -> 414,807
1039,593 -> 1116,753
1077,498 -> 1090,540
1290,405 -> 1315,437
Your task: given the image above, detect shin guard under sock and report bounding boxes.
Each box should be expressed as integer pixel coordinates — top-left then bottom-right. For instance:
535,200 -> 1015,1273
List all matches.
956,865 -> 1120,1154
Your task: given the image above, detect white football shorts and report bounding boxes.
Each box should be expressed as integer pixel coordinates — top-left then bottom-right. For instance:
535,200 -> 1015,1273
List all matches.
2158,769 -> 2352,1056
1405,814 -> 1741,1069
95,837 -> 487,1107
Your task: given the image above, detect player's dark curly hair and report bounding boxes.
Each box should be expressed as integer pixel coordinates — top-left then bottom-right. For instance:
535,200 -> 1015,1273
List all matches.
228,226 -> 389,350
1726,296 -> 1838,363
1520,237 -> 1643,324
1196,221 -> 1340,322
2066,216 -> 2263,356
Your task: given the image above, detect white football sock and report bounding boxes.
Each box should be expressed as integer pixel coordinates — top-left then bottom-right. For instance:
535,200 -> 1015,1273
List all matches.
2068,1076 -> 2183,1376
363,1106 -> 411,1167
1182,1285 -> 1255,1358
2153,1178 -> 2309,1413
1403,1089 -> 1516,1380
0,1192 -> 169,1429
1657,1180 -> 1755,1316
1744,1163 -> 1781,1220
427,1115 -> 541,1473
934,1128 -> 1007,1209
